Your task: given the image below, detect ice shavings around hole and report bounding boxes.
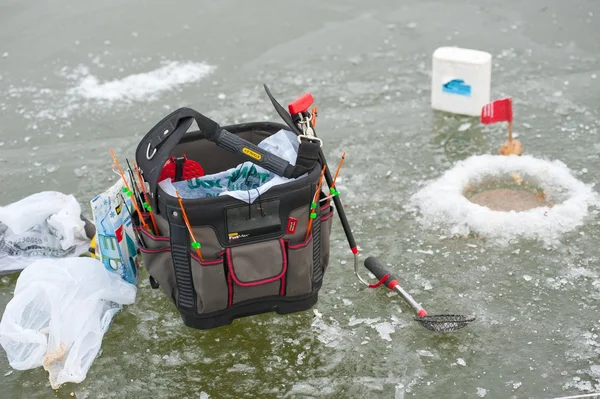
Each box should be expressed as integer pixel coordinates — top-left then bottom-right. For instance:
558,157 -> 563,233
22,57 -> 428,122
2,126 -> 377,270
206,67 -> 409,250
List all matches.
68,61 -> 216,102
408,155 -> 600,246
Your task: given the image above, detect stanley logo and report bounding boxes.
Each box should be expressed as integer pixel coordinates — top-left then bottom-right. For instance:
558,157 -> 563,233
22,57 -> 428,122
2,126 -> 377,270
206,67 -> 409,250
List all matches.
242,147 -> 262,161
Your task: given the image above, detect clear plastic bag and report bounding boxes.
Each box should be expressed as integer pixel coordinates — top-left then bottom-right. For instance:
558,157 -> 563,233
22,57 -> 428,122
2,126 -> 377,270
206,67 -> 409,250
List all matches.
0,257 -> 136,389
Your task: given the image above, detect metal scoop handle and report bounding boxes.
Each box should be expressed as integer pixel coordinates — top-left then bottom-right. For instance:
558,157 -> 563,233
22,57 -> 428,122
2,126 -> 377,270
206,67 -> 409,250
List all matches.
364,256 -> 428,317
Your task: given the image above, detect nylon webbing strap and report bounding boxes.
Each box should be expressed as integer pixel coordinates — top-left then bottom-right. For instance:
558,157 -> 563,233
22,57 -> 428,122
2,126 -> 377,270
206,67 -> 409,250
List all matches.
167,206 -> 196,311
285,139 -> 321,178
135,107 -> 220,210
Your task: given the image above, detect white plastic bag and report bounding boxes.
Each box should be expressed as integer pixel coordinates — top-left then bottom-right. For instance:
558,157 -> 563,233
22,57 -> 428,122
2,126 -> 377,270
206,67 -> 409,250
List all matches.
0,257 -> 136,389
0,192 -> 91,274
159,129 -> 305,204
0,191 -> 80,235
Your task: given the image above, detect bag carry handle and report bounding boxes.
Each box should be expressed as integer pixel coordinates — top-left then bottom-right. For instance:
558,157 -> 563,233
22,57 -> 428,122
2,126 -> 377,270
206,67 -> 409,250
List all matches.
135,107 -> 305,209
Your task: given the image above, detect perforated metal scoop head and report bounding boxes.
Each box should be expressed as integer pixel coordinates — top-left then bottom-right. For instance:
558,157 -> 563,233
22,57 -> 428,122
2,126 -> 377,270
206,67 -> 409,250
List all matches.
415,315 -> 476,333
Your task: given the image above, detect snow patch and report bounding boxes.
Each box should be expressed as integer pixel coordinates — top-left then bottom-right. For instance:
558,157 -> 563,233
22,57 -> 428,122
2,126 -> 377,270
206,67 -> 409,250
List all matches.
68,61 -> 216,102
409,154 -> 600,246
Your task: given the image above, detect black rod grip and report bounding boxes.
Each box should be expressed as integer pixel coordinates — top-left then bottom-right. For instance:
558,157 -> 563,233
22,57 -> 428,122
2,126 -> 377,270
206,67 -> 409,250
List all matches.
213,129 -> 291,177
364,256 -> 397,289
320,153 -> 357,251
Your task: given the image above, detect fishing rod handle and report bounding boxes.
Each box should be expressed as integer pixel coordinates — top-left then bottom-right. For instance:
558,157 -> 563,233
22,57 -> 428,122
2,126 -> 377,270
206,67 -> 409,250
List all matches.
364,256 -> 426,316
211,128 -> 291,177
320,153 -> 358,251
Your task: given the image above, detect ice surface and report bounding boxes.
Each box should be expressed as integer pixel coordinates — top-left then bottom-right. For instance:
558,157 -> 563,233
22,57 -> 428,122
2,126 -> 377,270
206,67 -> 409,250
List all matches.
347,316 -> 405,341
311,317 -> 345,348
417,350 -> 434,357
458,123 -> 471,132
373,322 -> 395,341
409,154 -> 600,246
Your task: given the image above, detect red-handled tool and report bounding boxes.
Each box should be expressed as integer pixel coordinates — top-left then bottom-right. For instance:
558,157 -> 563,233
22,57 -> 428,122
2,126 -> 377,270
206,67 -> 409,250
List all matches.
364,256 -> 475,333
288,93 -> 314,115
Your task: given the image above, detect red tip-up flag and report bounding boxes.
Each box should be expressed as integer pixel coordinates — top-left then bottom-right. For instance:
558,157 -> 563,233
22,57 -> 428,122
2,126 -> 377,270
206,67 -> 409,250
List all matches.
481,97 -> 513,124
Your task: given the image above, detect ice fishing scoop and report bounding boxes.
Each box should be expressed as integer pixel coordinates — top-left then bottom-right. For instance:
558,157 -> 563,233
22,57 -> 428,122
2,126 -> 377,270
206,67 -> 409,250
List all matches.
364,256 -> 475,333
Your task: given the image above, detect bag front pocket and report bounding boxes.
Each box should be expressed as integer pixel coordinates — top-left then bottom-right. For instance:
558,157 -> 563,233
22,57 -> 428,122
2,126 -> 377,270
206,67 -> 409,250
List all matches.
137,228 -> 177,304
284,235 -> 314,297
190,252 -> 229,314
225,239 -> 286,305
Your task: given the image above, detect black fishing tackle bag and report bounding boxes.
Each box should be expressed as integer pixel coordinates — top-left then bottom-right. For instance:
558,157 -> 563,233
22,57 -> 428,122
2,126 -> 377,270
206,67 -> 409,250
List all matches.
133,104 -> 334,330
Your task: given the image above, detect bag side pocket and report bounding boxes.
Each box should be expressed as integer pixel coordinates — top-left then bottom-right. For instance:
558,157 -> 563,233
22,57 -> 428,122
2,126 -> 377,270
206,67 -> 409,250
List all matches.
285,234 -> 314,297
137,228 -> 177,305
190,252 -> 229,314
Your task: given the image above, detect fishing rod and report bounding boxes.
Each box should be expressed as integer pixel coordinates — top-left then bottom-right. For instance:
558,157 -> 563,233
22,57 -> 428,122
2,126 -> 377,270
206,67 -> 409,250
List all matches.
132,161 -> 160,235
110,149 -> 151,233
324,151 -> 345,209
305,165 -> 327,242
175,190 -> 204,261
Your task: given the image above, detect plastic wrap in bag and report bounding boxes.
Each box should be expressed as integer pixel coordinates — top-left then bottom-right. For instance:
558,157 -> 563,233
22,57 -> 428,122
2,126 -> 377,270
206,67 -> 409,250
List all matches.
0,257 -> 136,389
0,192 -> 92,275
159,129 -> 304,203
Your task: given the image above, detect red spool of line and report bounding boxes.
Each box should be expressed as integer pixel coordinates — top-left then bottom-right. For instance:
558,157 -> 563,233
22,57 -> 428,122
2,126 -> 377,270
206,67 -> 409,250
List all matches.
159,156 -> 205,182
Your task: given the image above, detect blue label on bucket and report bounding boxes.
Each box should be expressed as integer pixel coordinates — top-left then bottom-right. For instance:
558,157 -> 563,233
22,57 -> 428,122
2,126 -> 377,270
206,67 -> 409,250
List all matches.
442,79 -> 472,96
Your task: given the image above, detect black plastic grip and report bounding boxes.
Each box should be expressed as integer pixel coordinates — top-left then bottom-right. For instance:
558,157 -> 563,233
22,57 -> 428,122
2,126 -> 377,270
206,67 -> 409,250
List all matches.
364,256 -> 397,289
213,129 -> 292,177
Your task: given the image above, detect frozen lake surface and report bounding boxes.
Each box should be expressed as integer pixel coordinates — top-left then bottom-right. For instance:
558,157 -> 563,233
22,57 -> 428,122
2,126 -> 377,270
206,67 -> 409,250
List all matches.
1,0 -> 599,397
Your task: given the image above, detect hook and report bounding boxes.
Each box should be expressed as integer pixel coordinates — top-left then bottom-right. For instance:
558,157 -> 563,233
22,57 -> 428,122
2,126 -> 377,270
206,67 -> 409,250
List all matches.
146,143 -> 157,160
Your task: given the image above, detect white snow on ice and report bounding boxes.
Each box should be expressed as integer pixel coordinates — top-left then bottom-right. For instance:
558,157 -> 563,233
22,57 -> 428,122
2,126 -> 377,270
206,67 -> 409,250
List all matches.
67,61 -> 216,102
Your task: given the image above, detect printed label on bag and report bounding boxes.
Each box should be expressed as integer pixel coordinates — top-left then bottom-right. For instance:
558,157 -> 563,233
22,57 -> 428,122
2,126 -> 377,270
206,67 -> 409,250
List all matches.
228,232 -> 250,241
286,217 -> 298,234
242,147 -> 262,161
